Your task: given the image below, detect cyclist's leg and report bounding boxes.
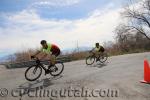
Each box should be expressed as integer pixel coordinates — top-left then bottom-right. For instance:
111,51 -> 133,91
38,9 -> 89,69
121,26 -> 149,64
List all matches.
45,54 -> 55,72
93,50 -> 99,61
94,50 -> 100,58
99,48 -> 105,59
46,54 -> 55,68
49,48 -> 60,67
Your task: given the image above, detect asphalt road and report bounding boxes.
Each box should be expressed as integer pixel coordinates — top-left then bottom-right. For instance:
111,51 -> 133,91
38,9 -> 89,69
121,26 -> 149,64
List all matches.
0,52 -> 150,100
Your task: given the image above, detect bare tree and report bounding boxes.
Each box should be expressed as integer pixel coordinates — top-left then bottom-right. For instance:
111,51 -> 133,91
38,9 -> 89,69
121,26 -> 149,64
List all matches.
114,21 -> 150,53
115,24 -> 132,52
122,0 -> 150,40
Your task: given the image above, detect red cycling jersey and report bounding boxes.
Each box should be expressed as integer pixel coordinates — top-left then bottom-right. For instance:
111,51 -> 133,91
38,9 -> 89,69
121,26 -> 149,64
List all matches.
51,44 -> 60,56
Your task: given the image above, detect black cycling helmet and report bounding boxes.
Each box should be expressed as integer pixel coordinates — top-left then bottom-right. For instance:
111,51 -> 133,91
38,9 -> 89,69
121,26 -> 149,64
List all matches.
95,43 -> 99,46
40,40 -> 47,45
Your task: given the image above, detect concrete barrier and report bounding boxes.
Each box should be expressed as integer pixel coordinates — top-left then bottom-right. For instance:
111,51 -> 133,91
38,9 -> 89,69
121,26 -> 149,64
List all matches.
5,56 -> 71,69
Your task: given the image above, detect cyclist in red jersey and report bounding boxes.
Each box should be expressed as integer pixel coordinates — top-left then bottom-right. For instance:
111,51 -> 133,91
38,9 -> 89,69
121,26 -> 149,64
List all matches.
32,40 -> 60,71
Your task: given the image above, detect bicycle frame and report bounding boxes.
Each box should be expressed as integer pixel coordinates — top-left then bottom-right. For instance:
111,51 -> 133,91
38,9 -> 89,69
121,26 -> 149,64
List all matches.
33,58 -> 48,73
25,57 -> 64,81
89,51 -> 97,58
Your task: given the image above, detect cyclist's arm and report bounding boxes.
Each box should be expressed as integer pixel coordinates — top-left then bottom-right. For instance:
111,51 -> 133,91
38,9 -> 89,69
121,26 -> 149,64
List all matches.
40,53 -> 47,60
33,50 -> 41,57
91,47 -> 95,51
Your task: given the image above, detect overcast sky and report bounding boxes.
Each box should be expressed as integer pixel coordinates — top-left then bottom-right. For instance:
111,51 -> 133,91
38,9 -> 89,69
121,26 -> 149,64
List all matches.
0,0 -> 135,58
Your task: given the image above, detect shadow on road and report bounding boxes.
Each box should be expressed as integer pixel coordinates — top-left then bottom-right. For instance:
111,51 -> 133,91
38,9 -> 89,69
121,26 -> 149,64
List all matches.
96,63 -> 107,68
89,62 -> 108,68
14,75 -> 63,96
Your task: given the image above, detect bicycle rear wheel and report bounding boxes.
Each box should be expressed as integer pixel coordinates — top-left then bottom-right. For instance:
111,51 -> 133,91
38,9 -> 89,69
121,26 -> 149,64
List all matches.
86,56 -> 95,65
49,61 -> 64,76
25,65 -> 42,81
99,53 -> 108,63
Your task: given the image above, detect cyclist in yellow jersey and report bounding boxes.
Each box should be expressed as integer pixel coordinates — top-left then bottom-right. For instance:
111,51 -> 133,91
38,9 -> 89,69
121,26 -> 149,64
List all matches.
92,43 -> 105,61
32,40 -> 60,73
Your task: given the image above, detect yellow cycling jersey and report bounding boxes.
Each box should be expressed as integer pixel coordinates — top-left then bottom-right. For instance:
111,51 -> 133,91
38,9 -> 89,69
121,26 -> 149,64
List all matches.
40,43 -> 52,54
95,46 -> 101,51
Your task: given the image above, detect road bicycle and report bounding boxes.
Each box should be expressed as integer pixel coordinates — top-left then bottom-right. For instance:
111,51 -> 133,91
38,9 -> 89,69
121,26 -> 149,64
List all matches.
86,51 -> 108,65
25,57 -> 64,81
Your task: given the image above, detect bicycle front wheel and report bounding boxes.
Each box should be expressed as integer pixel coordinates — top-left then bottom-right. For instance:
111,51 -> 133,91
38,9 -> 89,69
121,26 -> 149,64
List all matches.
86,56 -> 95,65
49,61 -> 64,76
25,65 -> 42,81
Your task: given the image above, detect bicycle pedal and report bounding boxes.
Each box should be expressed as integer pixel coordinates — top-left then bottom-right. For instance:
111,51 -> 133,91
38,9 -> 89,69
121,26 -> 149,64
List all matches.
96,58 -> 99,62
45,70 -> 50,75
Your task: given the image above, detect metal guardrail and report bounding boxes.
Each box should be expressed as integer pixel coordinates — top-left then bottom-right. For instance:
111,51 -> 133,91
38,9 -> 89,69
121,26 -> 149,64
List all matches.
5,56 -> 71,69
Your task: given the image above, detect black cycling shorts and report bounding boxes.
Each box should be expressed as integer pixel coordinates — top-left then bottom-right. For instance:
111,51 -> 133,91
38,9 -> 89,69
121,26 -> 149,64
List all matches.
99,46 -> 105,52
